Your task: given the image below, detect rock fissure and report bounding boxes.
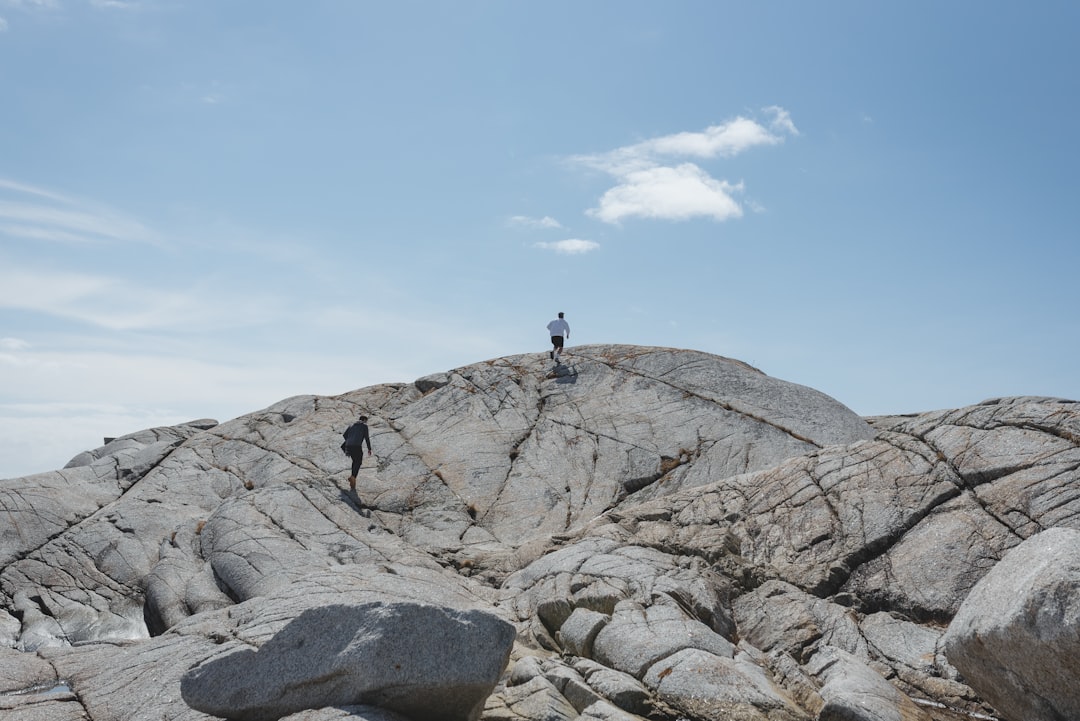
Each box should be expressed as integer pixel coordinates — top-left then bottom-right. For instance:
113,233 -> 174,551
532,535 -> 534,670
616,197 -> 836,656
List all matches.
577,350 -> 823,448
815,482 -> 966,602
877,430 -> 968,491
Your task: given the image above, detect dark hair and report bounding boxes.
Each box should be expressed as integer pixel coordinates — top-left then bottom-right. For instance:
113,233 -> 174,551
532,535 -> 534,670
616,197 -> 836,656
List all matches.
558,312 -> 564,318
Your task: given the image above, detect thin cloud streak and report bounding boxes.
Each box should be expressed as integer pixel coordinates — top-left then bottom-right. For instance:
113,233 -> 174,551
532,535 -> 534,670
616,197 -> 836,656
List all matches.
534,239 -> 600,255
509,215 -> 564,229
0,264 -> 277,333
0,178 -> 158,246
0,337 -> 31,351
2,1 -> 60,10
0,223 -> 96,243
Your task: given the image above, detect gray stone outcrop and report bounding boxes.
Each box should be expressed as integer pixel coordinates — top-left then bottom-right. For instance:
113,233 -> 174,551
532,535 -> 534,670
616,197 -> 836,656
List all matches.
943,527 -> 1080,721
180,602 -> 515,721
1,346 -> 1078,721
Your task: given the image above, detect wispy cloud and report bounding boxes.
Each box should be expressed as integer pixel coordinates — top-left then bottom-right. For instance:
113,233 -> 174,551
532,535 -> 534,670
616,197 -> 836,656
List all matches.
509,215 -> 563,230
0,178 -> 158,246
573,107 -> 797,224
5,0 -> 137,10
534,239 -> 599,255
0,16 -> 8,31
764,106 -> 799,136
0,264 -> 279,332
2,0 -> 59,10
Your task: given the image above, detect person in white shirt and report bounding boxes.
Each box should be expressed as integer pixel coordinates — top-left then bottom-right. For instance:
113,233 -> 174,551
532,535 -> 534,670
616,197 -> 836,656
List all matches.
546,312 -> 570,361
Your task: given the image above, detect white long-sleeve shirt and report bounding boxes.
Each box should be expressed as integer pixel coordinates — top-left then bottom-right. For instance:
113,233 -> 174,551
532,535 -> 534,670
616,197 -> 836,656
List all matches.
547,318 -> 570,338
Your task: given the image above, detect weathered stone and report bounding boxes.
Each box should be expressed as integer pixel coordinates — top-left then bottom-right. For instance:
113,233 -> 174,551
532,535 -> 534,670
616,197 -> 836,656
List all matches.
491,674 -> 577,721
540,661 -> 604,712
558,607 -> 609,657
1,607 -> 20,647
277,708 -> 410,721
807,645 -> 933,721
40,634 -> 215,721
643,647 -> 808,721
592,597 -> 734,679
506,537 -> 736,642
0,646 -> 59,696
943,527 -> 1080,721
733,580 -> 865,663
180,602 -> 515,721
1,347 -> 1077,721
572,659 -> 652,716
0,700 -> 89,720
278,708 -> 411,721
415,372 -> 451,393
576,699 -> 648,721
858,612 -> 975,705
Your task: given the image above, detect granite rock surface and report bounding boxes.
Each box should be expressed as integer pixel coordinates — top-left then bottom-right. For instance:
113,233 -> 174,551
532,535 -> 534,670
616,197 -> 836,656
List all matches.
2,345 -> 1078,721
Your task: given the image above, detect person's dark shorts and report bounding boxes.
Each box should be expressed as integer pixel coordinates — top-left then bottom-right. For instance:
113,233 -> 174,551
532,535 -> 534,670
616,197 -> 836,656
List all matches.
551,336 -> 564,349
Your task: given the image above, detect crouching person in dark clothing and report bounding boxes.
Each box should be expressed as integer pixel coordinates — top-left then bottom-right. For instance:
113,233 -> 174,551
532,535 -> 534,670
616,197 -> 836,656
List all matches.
343,415 -> 372,492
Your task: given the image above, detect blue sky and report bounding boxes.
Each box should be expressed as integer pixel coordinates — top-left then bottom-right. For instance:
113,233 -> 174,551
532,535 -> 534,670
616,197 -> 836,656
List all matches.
2,1 -> 1078,478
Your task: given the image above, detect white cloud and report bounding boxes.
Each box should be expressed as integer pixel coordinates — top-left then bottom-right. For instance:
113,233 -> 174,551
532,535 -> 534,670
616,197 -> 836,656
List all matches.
0,16 -> 8,31
574,108 -> 795,225
534,239 -> 600,255
642,117 -> 783,159
588,164 -> 743,224
746,198 -> 766,214
509,215 -> 563,229
0,178 -> 158,246
0,337 -> 30,351
764,105 -> 800,136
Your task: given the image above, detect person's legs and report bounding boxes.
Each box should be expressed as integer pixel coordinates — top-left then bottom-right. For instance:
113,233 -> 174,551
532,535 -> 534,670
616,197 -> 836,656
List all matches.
349,451 -> 363,489
552,335 -> 564,360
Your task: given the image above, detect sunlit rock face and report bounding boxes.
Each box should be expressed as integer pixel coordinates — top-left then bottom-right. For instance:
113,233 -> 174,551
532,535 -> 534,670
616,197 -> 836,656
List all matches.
2,345 -> 1077,721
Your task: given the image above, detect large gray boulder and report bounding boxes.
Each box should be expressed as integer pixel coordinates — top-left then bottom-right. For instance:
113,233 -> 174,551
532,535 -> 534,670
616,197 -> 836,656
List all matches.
36,564 -> 511,721
181,602 -> 516,721
943,527 -> 1080,721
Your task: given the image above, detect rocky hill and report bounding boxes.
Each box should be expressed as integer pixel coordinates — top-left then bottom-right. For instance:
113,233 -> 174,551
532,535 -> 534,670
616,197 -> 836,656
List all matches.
2,345 -> 1078,721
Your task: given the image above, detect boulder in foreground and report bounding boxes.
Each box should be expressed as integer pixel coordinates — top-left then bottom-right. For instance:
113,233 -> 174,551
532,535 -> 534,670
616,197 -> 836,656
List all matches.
944,527 -> 1080,721
180,602 -> 516,721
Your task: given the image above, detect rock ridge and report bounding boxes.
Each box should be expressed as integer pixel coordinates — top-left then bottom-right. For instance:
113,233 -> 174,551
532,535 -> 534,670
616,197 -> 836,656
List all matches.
1,344 -> 1078,721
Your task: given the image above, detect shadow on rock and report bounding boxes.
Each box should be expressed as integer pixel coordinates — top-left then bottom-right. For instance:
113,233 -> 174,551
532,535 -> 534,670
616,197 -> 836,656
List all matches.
550,363 -> 578,384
